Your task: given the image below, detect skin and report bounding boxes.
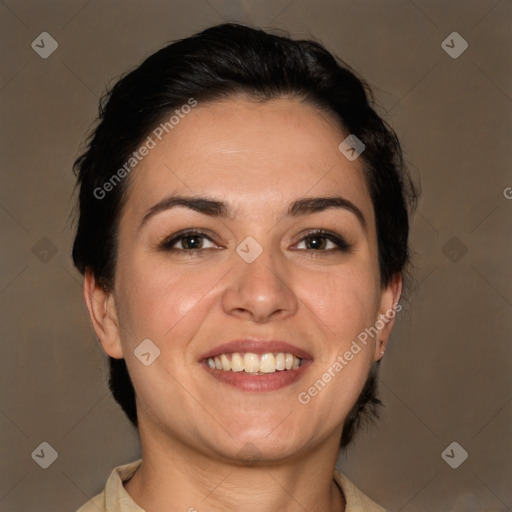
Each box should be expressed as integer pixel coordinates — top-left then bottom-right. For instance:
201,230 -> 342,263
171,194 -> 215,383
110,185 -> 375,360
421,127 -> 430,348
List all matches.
84,95 -> 402,512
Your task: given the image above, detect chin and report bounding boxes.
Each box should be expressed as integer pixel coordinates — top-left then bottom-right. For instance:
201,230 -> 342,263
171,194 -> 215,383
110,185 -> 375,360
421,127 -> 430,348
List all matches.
217,425 -> 307,464
229,439 -> 299,466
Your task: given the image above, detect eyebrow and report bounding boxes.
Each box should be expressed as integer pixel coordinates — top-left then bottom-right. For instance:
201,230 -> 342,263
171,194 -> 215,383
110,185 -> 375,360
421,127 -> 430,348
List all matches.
138,194 -> 366,231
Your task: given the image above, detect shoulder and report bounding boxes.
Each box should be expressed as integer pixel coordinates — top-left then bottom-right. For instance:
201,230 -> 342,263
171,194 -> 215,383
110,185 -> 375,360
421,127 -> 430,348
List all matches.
333,469 -> 387,512
74,459 -> 143,512
75,492 -> 104,512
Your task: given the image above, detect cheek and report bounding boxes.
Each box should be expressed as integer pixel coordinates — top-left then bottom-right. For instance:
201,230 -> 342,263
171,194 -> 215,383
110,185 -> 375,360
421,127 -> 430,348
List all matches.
300,263 -> 380,339
296,265 -> 380,404
116,246 -> 381,351
115,257 -> 221,347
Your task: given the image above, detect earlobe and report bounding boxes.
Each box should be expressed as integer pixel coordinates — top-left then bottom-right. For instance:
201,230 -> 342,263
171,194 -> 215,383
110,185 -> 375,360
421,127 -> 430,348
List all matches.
374,273 -> 403,361
83,269 -> 124,359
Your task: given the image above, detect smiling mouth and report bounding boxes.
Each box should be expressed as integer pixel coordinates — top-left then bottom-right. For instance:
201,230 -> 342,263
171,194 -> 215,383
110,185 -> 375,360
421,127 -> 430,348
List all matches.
205,352 -> 303,374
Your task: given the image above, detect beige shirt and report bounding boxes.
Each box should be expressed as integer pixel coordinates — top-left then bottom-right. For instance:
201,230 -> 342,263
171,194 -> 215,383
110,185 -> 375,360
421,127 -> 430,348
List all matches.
76,459 -> 386,512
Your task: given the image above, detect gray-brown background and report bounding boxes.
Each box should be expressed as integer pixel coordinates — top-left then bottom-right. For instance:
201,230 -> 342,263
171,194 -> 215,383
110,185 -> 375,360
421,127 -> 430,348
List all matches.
1,1 -> 511,511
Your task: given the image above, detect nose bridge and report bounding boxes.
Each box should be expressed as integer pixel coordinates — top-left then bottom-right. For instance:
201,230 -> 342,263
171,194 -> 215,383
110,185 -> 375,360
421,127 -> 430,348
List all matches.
236,234 -> 285,292
241,240 -> 279,280
222,234 -> 297,321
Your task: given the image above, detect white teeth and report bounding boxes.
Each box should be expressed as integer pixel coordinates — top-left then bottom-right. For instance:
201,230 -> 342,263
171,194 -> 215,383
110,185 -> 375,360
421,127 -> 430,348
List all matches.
243,353 -> 260,373
220,353 -> 231,371
259,353 -> 276,373
231,352 -> 244,372
206,352 -> 303,373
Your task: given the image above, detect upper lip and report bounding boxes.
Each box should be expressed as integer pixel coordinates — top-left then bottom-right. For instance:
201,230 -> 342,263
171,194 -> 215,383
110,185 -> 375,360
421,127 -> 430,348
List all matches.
199,339 -> 313,361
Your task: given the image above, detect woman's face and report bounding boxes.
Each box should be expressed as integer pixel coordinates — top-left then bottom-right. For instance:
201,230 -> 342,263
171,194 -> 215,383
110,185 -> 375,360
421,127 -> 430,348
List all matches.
97,96 -> 400,463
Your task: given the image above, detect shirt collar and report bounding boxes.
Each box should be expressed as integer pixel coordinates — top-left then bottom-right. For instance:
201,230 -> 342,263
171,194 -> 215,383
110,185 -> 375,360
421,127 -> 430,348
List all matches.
92,459 -> 386,512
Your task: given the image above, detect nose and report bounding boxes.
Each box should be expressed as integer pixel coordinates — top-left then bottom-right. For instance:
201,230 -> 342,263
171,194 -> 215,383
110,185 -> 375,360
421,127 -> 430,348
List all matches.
221,244 -> 299,323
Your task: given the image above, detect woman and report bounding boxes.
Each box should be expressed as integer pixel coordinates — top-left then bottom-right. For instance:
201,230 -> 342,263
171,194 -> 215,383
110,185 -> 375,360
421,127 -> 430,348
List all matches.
73,23 -> 417,512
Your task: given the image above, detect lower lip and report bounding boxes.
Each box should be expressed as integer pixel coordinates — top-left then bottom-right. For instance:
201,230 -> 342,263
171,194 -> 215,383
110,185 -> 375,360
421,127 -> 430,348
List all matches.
202,361 -> 311,392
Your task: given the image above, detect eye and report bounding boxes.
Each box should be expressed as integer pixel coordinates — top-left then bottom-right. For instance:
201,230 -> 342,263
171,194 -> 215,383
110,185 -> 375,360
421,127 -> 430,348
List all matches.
294,229 -> 351,253
159,228 -> 351,256
160,229 -> 219,254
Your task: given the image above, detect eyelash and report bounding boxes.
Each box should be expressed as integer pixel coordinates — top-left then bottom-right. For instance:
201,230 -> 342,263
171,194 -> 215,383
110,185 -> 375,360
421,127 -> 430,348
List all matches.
159,228 -> 351,256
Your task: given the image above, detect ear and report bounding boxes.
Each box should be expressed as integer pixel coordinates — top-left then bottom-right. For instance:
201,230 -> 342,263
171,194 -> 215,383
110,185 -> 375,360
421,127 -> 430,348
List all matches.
373,272 -> 402,362
83,268 -> 124,359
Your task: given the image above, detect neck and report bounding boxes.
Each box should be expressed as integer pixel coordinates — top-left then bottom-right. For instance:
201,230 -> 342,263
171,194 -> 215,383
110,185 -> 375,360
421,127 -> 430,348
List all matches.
124,424 -> 345,512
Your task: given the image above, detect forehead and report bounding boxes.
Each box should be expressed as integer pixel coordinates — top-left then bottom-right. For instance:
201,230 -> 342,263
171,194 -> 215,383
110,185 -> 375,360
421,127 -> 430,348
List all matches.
124,96 -> 373,223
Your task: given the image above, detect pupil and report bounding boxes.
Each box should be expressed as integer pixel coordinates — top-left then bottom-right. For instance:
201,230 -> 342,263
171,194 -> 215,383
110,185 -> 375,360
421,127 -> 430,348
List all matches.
309,236 -> 323,250
185,235 -> 200,249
